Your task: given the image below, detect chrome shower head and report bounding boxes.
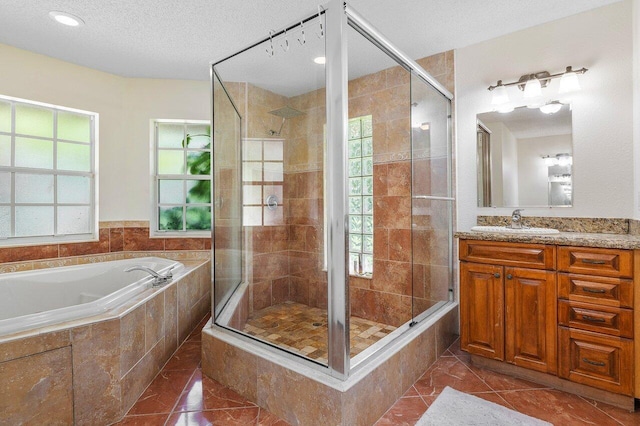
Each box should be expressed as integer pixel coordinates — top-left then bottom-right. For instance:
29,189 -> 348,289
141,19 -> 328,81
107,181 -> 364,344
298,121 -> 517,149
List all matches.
267,106 -> 304,136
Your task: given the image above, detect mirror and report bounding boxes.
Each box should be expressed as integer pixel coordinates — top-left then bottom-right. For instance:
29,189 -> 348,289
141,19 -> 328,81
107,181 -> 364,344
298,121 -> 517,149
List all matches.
476,103 -> 572,207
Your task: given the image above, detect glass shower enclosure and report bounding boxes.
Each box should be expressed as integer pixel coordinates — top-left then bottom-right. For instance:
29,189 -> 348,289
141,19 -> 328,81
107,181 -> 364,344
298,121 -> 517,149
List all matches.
211,0 -> 454,380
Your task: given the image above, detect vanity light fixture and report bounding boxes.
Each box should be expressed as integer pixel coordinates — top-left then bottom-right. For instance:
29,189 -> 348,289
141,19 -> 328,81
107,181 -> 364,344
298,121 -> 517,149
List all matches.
420,122 -> 430,131
542,155 -> 557,167
313,56 -> 326,64
49,11 -> 85,27
556,153 -> 572,167
488,66 -> 588,107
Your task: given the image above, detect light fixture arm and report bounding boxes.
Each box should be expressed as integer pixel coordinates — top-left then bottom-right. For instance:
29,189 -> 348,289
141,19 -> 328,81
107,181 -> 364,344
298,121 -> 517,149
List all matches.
488,66 -> 588,91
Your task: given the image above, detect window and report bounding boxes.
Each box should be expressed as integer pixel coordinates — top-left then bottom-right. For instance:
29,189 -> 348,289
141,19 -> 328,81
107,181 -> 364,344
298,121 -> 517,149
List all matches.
0,95 -> 97,244
153,120 -> 212,235
242,138 -> 284,226
348,115 -> 373,276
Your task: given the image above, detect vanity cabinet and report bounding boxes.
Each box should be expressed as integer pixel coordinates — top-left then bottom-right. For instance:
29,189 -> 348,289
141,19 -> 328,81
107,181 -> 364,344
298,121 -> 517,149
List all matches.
557,246 -> 635,396
460,240 -> 557,374
460,239 -> 638,401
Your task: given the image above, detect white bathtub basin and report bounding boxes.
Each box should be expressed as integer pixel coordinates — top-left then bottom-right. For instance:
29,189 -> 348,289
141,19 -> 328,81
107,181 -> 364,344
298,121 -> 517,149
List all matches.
470,225 -> 560,234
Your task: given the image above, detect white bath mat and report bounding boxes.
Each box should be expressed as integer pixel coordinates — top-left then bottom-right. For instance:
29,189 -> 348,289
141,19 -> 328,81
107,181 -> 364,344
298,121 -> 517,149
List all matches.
416,386 -> 552,426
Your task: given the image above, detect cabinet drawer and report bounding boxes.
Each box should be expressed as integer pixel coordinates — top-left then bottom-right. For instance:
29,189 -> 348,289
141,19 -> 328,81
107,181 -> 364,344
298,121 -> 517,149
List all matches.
557,247 -> 632,278
558,300 -> 633,338
459,240 -> 555,269
557,273 -> 633,308
558,327 -> 633,395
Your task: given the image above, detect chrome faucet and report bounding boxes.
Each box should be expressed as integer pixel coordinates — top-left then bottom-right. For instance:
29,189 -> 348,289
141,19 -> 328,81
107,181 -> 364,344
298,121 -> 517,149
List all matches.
125,265 -> 173,287
510,209 -> 525,229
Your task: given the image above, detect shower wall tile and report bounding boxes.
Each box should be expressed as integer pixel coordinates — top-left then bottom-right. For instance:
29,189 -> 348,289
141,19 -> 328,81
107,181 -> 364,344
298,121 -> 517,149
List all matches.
387,162 -> 411,196
252,281 -> 272,312
349,70 -> 387,99
385,65 -> 410,88
371,259 -> 412,296
0,346 -> 74,425
388,228 -> 412,262
374,195 -> 411,229
416,52 -> 447,77
271,277 -> 290,305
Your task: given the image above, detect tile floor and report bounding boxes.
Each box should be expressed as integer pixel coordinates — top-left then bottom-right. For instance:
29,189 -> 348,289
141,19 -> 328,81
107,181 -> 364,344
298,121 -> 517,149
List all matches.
242,301 -> 397,362
118,317 -> 640,426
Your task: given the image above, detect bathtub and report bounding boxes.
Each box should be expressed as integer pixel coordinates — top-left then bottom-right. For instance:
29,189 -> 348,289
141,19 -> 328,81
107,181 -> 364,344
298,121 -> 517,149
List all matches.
0,257 -> 184,336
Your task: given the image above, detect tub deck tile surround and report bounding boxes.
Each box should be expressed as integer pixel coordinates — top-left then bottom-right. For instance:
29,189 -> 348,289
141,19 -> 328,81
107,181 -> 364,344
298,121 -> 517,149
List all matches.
0,259 -> 212,426
0,221 -> 211,270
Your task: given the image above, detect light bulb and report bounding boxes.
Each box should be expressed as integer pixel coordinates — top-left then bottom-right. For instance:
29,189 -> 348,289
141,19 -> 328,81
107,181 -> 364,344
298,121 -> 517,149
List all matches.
523,77 -> 542,98
491,82 -> 509,105
496,104 -> 514,114
313,56 -> 326,65
556,154 -> 572,167
420,122 -> 430,130
540,102 -> 562,114
543,156 -> 557,167
49,11 -> 84,27
559,67 -> 581,93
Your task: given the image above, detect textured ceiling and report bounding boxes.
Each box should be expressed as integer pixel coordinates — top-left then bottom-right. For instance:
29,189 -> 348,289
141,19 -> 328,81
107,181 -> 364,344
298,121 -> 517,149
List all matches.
0,0 -> 622,81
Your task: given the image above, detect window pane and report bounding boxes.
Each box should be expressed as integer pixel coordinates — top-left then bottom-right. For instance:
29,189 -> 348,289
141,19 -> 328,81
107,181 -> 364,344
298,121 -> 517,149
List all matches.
363,235 -> 373,253
186,180 -> 211,204
363,196 -> 373,214
15,137 -> 53,169
362,116 -> 373,137
348,158 -> 361,177
159,180 -> 184,204
158,123 -> 185,148
15,173 -> 54,203
0,172 -> 10,203
349,215 -> 362,233
159,206 -> 183,230
0,206 -> 9,238
348,140 -> 361,159
363,215 -> 373,234
349,196 -> 362,214
57,142 -> 91,172
349,177 -> 362,195
57,206 -> 90,234
349,234 -> 362,252
263,162 -> 283,181
243,162 -> 262,181
243,140 -> 262,161
263,140 -> 283,161
58,175 -> 91,204
362,137 -> 373,156
363,254 -> 373,274
158,150 -> 184,174
186,124 -> 210,149
186,206 -> 211,230
58,112 -> 90,142
348,119 -> 361,140
243,206 -> 262,226
243,185 -> 262,205
15,206 -> 54,237
363,157 -> 373,176
0,135 -> 10,166
187,151 -> 211,175
363,176 -> 373,195
15,104 -> 53,138
0,101 -> 10,133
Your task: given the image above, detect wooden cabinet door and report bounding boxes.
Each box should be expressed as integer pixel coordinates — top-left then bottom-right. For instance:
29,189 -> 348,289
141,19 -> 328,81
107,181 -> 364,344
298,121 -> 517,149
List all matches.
505,267 -> 557,374
460,262 -> 504,360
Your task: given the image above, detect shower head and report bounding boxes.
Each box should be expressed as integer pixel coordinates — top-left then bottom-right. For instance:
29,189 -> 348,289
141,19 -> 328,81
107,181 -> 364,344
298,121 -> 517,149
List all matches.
269,106 -> 304,119
267,106 -> 304,136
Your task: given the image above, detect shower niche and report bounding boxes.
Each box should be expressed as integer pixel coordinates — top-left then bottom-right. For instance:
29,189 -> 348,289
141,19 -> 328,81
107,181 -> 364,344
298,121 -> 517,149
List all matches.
205,1 -> 456,423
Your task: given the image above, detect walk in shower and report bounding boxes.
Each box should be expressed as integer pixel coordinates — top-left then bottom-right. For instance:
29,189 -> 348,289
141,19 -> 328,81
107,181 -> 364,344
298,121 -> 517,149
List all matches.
210,0 -> 454,384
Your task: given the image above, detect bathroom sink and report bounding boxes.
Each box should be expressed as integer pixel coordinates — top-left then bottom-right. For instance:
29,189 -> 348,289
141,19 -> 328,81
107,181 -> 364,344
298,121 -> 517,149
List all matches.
470,226 -> 560,235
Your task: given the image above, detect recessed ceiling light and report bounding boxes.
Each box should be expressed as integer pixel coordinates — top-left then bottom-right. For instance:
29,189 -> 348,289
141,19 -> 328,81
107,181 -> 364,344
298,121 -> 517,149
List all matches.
49,11 -> 84,27
313,56 -> 326,65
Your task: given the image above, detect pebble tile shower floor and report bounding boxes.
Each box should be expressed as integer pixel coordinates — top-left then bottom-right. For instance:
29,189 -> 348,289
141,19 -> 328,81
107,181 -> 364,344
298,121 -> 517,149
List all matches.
242,301 -> 397,363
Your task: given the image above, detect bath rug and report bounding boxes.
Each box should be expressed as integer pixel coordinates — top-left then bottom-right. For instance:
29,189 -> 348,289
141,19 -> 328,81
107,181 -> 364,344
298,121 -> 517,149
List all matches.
416,386 -> 552,426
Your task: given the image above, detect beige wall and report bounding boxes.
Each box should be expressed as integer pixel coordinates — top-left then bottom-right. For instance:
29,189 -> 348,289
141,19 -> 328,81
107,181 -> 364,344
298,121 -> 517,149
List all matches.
0,43 -> 210,222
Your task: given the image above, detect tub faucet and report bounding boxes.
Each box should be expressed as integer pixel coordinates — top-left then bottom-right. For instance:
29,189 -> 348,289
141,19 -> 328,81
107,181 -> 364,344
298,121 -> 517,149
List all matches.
125,265 -> 173,287
510,209 -> 525,229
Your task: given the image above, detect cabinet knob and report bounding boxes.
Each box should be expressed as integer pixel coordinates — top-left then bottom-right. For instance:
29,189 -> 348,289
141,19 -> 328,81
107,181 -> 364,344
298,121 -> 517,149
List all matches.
506,274 -> 513,280
494,273 -> 500,278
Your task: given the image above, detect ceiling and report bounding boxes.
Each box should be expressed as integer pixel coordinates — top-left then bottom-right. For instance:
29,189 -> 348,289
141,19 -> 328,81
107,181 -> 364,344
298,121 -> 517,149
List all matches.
0,0 -> 621,82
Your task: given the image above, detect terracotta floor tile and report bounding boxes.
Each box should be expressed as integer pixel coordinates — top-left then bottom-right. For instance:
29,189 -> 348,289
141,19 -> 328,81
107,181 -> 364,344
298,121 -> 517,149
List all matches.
128,369 -> 194,415
111,414 -> 169,425
174,369 -> 256,412
580,397 -> 640,426
163,342 -> 202,371
166,407 -> 261,425
499,389 -> 622,426
374,396 -> 428,426
413,356 -> 493,397
466,364 -> 549,392
402,385 -> 420,398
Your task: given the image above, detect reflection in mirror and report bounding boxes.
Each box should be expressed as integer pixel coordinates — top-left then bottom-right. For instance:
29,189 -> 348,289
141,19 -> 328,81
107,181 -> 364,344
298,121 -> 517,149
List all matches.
476,103 -> 572,207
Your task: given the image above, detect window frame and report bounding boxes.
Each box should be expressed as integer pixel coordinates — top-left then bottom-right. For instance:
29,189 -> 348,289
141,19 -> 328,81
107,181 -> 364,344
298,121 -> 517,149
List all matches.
150,119 -> 212,238
0,94 -> 98,247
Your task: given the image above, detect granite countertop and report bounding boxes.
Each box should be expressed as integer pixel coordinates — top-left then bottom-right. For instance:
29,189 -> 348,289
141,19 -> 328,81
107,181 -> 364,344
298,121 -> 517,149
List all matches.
454,230 -> 640,250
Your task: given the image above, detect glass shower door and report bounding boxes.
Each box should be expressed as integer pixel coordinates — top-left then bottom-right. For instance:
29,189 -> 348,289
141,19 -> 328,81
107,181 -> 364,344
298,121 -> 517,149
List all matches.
410,72 -> 453,321
212,71 -> 243,317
